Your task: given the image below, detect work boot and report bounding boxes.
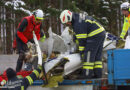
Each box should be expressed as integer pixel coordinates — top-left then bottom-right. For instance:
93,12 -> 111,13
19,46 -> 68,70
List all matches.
16,52 -> 25,72
94,68 -> 102,78
77,69 -> 94,79
24,62 -> 33,71
16,60 -> 23,72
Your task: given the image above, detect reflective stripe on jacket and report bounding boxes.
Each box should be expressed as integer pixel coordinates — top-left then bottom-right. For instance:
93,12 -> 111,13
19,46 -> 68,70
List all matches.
2,68 -> 41,90
72,13 -> 105,52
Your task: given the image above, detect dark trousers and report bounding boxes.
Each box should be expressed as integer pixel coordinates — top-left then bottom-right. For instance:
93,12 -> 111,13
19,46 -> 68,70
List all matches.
16,36 -> 28,72
82,31 -> 105,78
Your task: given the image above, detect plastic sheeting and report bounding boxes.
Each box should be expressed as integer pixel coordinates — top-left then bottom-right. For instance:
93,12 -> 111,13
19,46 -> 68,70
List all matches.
124,36 -> 130,49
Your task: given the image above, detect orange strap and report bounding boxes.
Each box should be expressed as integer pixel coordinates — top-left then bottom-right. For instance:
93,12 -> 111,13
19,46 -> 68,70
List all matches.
128,14 -> 130,24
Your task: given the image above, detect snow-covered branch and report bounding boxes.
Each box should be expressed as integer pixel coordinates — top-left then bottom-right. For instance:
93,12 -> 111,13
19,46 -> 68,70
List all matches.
5,0 -> 32,15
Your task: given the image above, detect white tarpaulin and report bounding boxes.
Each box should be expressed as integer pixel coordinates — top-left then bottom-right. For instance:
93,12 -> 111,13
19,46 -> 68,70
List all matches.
39,27 -> 67,54
124,36 -> 130,49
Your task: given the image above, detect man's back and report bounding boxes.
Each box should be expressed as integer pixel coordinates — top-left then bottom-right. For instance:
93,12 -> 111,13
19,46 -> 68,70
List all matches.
2,77 -> 29,90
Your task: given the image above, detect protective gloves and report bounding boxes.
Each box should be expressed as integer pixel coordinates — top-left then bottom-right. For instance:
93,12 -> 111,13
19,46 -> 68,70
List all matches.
1,80 -> 6,86
27,42 -> 33,48
116,37 -> 125,48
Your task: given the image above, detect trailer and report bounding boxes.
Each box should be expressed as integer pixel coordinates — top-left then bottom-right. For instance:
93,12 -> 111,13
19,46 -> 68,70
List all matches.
1,49 -> 130,90
28,78 -> 108,90
108,49 -> 130,90
28,49 -> 130,90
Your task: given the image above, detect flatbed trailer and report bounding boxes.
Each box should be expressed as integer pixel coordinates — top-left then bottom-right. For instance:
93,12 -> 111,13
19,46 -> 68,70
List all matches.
30,78 -> 108,90
1,49 -> 130,90
30,49 -> 130,90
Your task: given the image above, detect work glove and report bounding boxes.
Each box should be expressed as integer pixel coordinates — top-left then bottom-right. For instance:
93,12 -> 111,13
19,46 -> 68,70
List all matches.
27,42 -> 33,48
38,64 -> 43,71
116,37 -> 125,48
1,80 -> 6,86
40,35 -> 46,42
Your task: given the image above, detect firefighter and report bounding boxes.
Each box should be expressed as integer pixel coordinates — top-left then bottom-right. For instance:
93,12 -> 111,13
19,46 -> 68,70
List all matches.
120,2 -> 130,39
13,9 -> 46,72
60,10 -> 106,79
2,65 -> 42,90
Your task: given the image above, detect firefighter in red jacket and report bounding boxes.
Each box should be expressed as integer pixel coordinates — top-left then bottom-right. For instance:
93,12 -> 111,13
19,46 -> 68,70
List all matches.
14,9 -> 45,72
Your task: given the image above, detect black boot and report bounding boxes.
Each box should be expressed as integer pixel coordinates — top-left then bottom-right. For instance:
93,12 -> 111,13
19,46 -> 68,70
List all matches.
77,69 -> 94,79
16,60 -> 23,72
16,52 -> 25,72
94,68 -> 102,78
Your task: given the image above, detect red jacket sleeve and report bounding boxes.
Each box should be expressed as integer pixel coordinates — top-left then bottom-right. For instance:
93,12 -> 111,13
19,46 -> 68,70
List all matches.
0,76 -> 4,82
17,31 -> 28,44
36,34 -> 40,40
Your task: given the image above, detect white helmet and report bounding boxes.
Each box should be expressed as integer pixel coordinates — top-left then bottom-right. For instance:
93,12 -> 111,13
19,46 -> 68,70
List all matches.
33,9 -> 44,20
60,10 -> 72,24
120,2 -> 130,10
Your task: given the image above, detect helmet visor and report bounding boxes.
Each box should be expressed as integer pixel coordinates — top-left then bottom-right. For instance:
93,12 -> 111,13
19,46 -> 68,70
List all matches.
121,7 -> 129,10
35,17 -> 44,22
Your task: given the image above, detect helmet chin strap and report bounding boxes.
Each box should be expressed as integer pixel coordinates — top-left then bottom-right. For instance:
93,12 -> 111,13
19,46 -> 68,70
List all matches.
66,22 -> 72,25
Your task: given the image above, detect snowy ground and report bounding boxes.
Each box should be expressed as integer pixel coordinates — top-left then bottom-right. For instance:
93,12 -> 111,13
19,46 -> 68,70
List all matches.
0,55 -> 18,73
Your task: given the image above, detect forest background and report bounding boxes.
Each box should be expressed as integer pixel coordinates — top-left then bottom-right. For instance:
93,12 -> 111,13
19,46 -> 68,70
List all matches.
0,0 -> 128,54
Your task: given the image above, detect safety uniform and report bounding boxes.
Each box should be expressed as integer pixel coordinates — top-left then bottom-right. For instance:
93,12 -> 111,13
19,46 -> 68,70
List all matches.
2,67 -> 42,90
72,13 -> 105,78
120,14 -> 130,39
15,15 -> 45,72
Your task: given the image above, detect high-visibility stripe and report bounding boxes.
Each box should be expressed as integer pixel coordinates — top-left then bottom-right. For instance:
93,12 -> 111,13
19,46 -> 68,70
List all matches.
21,86 -> 24,90
75,27 -> 104,39
94,61 -> 102,65
33,70 -> 39,78
83,66 -> 94,69
85,20 -> 93,23
83,62 -> 94,65
94,65 -> 103,68
76,34 -> 87,39
79,46 -> 85,51
88,27 -> 104,37
26,76 -> 33,85
35,17 -> 44,20
86,20 -> 104,37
